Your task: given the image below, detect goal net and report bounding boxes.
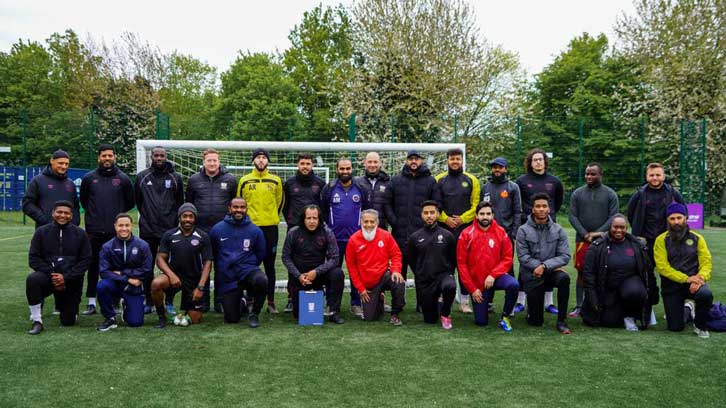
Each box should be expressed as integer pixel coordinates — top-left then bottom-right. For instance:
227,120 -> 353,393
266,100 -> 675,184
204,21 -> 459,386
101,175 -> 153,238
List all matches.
135,140 -> 466,184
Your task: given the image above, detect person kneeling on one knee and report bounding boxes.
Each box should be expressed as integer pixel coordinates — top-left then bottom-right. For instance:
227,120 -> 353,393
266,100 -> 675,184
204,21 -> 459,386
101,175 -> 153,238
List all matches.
581,214 -> 659,331
26,200 -> 92,335
655,203 -> 714,338
346,210 -> 406,325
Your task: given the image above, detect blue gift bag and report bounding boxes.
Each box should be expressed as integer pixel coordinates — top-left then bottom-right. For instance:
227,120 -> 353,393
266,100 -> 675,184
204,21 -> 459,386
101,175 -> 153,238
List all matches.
299,290 -> 324,326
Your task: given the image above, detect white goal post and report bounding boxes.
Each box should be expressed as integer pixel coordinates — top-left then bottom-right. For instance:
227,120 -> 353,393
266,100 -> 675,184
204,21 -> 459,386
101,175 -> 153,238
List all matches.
135,140 -> 467,182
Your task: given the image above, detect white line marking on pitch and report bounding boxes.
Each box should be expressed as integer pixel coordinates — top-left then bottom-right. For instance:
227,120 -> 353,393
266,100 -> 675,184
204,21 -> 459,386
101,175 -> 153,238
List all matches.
0,234 -> 30,242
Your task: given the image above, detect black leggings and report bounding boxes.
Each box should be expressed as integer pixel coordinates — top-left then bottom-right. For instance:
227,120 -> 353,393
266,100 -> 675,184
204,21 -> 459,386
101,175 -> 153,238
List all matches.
598,275 -> 648,327
525,269 -> 570,325
221,269 -> 268,323
26,271 -> 81,326
260,226 -> 279,303
417,274 -> 456,324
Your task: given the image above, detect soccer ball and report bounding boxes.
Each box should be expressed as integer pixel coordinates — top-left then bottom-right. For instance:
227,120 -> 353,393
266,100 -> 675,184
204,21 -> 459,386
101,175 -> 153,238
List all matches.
179,315 -> 191,327
173,314 -> 184,326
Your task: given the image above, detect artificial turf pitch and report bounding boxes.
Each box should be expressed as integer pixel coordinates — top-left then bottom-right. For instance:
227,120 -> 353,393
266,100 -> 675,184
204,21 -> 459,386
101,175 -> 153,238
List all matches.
0,211 -> 724,407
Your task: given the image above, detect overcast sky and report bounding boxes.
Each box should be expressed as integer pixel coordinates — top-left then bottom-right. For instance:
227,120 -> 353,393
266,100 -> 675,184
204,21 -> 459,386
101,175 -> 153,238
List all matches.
0,0 -> 636,75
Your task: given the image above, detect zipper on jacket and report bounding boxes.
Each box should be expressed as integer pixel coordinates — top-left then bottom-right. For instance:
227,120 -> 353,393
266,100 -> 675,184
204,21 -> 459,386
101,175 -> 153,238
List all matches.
59,228 -> 63,253
123,240 -> 127,263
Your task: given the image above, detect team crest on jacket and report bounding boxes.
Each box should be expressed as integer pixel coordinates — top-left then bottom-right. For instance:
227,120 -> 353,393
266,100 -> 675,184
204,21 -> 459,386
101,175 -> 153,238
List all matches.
377,240 -> 384,247
686,239 -> 694,246
112,178 -> 121,186
352,194 -> 360,203
220,182 -> 228,190
243,239 -> 250,248
379,186 -> 386,192
191,239 -> 199,246
462,181 -> 469,188
482,193 -> 491,202
165,180 -> 172,188
437,234 -> 444,243
333,193 -> 340,203
132,247 -> 139,255
500,190 -> 509,198
488,238 -> 495,248
65,184 -> 74,192
312,185 -> 320,193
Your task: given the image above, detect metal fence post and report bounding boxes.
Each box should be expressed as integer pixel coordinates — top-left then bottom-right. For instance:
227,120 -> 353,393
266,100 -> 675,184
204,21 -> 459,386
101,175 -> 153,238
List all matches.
348,114 -> 356,142
679,120 -> 685,191
578,117 -> 584,185
88,106 -> 95,170
639,116 -> 646,182
22,110 -> 28,225
700,118 -> 706,205
515,116 -> 522,176
453,113 -> 458,143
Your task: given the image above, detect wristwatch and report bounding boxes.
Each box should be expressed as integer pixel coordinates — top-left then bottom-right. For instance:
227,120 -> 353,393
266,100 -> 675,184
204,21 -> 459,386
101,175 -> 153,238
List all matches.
197,285 -> 205,291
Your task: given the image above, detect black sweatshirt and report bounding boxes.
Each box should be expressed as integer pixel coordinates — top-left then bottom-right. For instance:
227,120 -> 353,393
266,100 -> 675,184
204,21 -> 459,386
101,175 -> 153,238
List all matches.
22,166 -> 80,228
80,165 -> 135,235
282,225 -> 339,279
515,171 -> 564,223
29,221 -> 92,281
406,224 -> 456,284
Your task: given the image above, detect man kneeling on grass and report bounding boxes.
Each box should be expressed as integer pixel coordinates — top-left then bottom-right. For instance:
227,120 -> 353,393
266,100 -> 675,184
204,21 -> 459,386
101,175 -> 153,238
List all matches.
457,201 -> 517,331
150,203 -> 212,328
346,209 -> 405,325
96,213 -> 153,331
210,197 -> 268,328
26,200 -> 92,335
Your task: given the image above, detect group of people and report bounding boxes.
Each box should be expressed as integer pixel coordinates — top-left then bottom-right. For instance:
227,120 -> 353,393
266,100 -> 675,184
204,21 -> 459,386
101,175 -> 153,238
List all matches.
22,145 -> 716,338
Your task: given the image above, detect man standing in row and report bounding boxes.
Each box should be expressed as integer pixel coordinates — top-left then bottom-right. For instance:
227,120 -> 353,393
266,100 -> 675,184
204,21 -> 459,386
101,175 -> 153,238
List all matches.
186,148 -> 237,312
282,153 -> 325,313
321,158 -> 369,316
210,197 -> 268,328
135,146 -> 185,314
238,148 -> 284,314
355,151 -> 391,230
150,203 -> 213,328
567,162 -> 619,317
407,201 -> 457,329
26,200 -> 91,335
516,193 -> 572,334
346,210 -> 405,324
435,148 -> 480,313
282,204 -> 345,324
22,150 -> 80,229
79,144 -> 135,316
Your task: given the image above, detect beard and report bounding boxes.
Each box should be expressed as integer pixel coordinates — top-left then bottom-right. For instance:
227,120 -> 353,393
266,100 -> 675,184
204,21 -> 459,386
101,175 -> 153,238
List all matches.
669,223 -> 688,242
255,163 -> 267,172
362,227 -> 376,241
478,219 -> 491,228
338,174 -> 352,183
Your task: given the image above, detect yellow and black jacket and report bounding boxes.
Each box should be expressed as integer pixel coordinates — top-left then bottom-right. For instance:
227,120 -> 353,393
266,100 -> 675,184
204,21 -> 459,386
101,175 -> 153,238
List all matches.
237,169 -> 284,227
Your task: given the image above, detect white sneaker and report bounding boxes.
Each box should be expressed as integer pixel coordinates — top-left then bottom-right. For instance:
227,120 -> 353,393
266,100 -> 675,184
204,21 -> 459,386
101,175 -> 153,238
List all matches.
649,309 -> 657,326
460,297 -> 472,314
624,317 -> 639,332
684,300 -> 695,323
694,327 -> 710,338
383,303 -> 392,313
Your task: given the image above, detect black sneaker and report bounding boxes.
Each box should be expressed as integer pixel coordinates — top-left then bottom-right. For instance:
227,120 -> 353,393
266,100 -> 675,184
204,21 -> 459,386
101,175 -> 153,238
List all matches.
284,300 -> 294,313
214,302 -> 223,313
248,314 -> 260,329
81,305 -> 97,316
28,321 -> 44,335
154,316 -> 167,329
556,320 -> 571,335
329,313 -> 345,324
97,318 -> 118,332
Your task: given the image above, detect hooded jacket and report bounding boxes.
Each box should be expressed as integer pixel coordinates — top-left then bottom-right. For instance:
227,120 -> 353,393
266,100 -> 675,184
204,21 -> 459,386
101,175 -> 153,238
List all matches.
355,170 -> 391,229
457,219 -> 513,294
186,166 -> 238,232
407,224 -> 456,284
22,166 -> 80,228
282,222 -> 339,280
29,221 -> 91,281
385,164 -> 438,242
480,174 -> 522,238
515,215 -> 571,290
134,161 -> 184,239
581,233 -> 658,328
627,183 -> 684,239
80,164 -> 134,235
209,214 -> 266,294
238,168 -> 284,227
282,171 -> 325,227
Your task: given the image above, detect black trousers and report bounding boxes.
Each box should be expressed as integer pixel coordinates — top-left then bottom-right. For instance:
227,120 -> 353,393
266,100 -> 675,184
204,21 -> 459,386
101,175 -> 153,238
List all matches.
662,283 -> 713,331
260,226 -> 279,303
525,269 -> 570,325
86,232 -> 115,298
417,274 -> 456,324
142,235 -> 181,307
361,270 -> 406,321
221,269 -> 268,323
598,275 -> 648,327
26,271 -> 81,326
289,267 -> 344,318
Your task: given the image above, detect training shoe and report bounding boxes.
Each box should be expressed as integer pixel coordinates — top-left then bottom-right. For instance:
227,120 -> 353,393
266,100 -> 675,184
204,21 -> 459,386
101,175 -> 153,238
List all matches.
556,320 -> 571,334
567,307 -> 581,318
267,303 -> 279,314
545,304 -> 559,315
488,303 -> 494,314
498,316 -> 513,332
351,305 -> 364,317
284,300 -> 294,313
248,314 -> 260,329
694,327 -> 710,339
460,302 -> 472,314
165,303 -> 176,316
324,305 -> 333,317
440,315 -> 452,330
329,313 -> 345,324
155,316 -> 167,329
143,305 -> 154,314
97,318 -> 118,332
81,305 -> 97,316
390,315 -> 403,326
383,303 -> 392,313
684,301 -> 695,323
624,317 -> 639,332
28,321 -> 44,335
512,303 -> 525,315
649,309 -> 657,326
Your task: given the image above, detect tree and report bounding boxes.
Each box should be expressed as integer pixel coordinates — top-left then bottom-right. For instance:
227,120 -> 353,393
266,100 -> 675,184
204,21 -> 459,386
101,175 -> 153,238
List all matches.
284,4 -> 354,141
215,52 -> 303,141
346,0 -> 521,143
615,0 -> 726,210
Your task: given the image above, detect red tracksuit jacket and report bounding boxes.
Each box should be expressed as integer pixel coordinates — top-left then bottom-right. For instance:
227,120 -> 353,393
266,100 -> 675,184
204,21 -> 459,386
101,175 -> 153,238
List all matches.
346,228 -> 403,292
456,219 -> 513,294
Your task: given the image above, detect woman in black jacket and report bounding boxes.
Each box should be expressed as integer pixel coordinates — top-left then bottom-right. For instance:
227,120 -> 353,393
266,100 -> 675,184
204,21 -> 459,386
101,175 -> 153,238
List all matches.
581,214 -> 659,331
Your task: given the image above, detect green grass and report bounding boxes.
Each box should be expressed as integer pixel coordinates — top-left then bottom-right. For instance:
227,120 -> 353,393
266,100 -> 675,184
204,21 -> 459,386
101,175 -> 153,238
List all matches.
1,212 -> 725,407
